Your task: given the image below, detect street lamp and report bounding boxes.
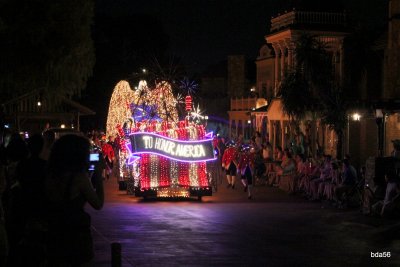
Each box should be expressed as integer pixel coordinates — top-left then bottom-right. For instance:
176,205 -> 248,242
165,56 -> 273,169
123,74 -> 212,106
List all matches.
247,119 -> 252,139
352,113 -> 361,121
376,109 -> 384,157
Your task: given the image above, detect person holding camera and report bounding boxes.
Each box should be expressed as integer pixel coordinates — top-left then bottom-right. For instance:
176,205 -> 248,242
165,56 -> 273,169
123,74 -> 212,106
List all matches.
45,134 -> 104,266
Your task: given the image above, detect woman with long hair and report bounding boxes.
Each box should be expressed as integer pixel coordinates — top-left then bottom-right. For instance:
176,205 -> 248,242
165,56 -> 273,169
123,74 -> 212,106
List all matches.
45,134 -> 104,267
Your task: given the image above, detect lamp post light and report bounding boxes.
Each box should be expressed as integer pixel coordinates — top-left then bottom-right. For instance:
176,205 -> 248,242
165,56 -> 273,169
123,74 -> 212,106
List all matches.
376,109 -> 384,157
247,119 -> 252,140
352,113 -> 361,121
346,112 -> 361,158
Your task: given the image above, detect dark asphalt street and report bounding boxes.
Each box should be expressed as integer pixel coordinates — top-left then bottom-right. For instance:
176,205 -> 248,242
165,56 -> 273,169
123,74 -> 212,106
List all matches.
88,179 -> 400,267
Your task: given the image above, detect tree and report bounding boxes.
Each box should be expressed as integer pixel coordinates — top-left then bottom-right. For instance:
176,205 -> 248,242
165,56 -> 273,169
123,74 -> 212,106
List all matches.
0,0 -> 95,102
280,33 -> 348,158
279,71 -> 313,121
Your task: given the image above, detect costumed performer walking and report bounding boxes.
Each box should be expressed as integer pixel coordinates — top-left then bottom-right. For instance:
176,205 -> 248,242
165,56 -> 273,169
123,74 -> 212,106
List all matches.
222,140 -> 238,189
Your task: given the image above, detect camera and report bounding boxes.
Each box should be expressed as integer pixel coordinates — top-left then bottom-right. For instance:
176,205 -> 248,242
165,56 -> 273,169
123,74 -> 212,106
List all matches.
90,153 -> 100,162
89,153 -> 100,171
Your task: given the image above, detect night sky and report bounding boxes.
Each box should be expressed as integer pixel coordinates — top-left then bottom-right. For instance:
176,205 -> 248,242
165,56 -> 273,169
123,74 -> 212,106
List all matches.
95,0 -> 387,74
82,0 -> 387,130
95,0 -> 282,74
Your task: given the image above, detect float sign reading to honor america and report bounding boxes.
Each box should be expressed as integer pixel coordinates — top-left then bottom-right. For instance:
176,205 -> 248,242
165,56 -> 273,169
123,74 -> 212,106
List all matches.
129,132 -> 216,162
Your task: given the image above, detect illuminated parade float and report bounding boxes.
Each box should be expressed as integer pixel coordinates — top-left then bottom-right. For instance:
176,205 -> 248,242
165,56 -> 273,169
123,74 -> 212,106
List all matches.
106,80 -> 216,199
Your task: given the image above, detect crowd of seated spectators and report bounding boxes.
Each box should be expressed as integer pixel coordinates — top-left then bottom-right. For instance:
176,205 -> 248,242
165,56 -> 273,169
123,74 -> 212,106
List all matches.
252,139 -> 358,205
256,142 -> 400,218
228,131 -> 400,218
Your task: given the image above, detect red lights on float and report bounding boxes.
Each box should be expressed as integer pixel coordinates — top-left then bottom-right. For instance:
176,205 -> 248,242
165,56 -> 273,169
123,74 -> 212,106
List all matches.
185,95 -> 192,112
126,121 -> 215,195
107,80 -> 215,199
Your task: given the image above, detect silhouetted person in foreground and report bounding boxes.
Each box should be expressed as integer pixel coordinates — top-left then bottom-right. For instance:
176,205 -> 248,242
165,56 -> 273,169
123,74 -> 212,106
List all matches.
0,142 -> 8,267
3,133 -> 28,267
15,133 -> 47,266
45,134 -> 104,267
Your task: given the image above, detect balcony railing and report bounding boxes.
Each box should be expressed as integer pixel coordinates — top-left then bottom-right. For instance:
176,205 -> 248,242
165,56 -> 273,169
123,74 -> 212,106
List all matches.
271,10 -> 347,32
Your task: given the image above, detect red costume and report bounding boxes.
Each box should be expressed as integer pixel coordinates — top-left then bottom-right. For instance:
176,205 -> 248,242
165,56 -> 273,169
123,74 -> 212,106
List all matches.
237,151 -> 255,174
101,143 -> 115,161
222,147 -> 238,169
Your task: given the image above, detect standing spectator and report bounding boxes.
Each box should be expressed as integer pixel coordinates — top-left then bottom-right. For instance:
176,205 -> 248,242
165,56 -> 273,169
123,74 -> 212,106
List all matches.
254,132 -> 262,152
217,136 -> 226,160
236,134 -> 244,148
45,135 -> 104,266
40,129 -> 55,161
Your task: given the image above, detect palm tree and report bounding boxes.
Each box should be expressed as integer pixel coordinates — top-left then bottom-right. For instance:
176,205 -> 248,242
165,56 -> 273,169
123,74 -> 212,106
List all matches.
280,33 -> 348,158
279,71 -> 312,121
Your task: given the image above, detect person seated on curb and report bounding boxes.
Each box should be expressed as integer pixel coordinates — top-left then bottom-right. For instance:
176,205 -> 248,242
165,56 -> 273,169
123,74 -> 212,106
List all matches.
322,161 -> 341,201
372,171 -> 400,217
294,154 -> 307,191
298,157 -> 319,196
276,149 -> 296,193
334,159 -> 357,207
309,155 -> 332,200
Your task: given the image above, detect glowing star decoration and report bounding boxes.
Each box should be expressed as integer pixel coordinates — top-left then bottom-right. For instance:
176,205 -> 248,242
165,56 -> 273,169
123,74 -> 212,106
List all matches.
190,104 -> 204,122
125,143 -> 140,165
131,104 -> 161,122
205,131 -> 213,138
106,80 -> 136,138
